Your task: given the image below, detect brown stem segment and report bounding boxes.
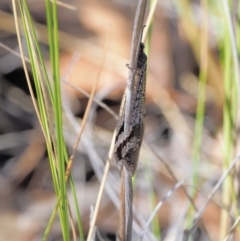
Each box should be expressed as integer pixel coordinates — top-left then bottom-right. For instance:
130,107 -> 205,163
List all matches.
119,166 -> 133,241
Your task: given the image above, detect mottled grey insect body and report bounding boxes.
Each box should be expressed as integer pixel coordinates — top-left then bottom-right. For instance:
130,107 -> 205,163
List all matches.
114,43 -> 147,176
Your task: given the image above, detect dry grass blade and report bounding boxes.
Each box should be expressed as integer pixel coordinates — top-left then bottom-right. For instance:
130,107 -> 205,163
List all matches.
64,27 -> 110,181
224,214 -> 240,241
86,132 -> 116,241
146,144 -> 196,207
77,27 -> 112,241
63,80 -> 118,120
146,142 -> 212,240
139,177 -> 189,241
190,152 -> 240,233
67,198 -> 77,241
50,0 -> 77,10
0,42 -> 30,62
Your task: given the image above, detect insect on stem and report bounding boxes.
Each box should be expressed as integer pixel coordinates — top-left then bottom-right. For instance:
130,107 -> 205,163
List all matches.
114,35 -> 147,177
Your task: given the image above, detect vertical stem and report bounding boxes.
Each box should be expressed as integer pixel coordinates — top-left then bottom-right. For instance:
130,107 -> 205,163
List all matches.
118,1 -> 147,240
220,16 -> 233,241
119,169 -> 126,241
124,168 -> 133,241
191,0 -> 208,195
186,0 -> 208,235
119,167 -> 133,241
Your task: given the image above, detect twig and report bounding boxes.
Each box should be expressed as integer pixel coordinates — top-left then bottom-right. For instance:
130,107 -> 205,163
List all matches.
83,27 -> 113,241
86,133 -> 116,241
64,27 -> 109,182
119,1 -> 147,240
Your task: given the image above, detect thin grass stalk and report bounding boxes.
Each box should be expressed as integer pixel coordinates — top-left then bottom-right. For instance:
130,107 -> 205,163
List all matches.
224,214 -> 240,241
144,159 -> 161,239
42,175 -> 85,241
14,14 -> 62,239
63,143 -> 84,240
84,29 -> 112,241
22,2 -> 82,239
17,1 -> 64,239
209,4 -> 239,238
14,1 -> 84,239
191,0 -> 208,196
220,15 -> 234,241
237,3 -> 240,56
139,177 -> 188,241
67,198 -> 77,241
42,200 -> 60,241
144,0 -> 161,238
185,1 -> 209,234
22,0 -> 54,103
231,1 -> 240,238
86,145 -> 114,241
42,134 -> 85,241
229,57 -> 240,239
142,0 -> 158,42
70,177 -> 85,241
21,1 -> 59,172
45,0 -> 55,81
48,1 -> 70,240
41,67 -> 90,240
23,0 -> 69,239
18,1 -> 60,193
222,0 -> 240,96
189,151 -> 240,234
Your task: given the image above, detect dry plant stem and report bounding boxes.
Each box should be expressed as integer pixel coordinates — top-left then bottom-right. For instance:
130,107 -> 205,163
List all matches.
63,80 -> 118,120
139,177 -> 188,240
190,152 -> 240,232
119,1 -> 147,240
0,42 -> 30,62
147,145 -> 212,240
119,168 -> 126,241
50,0 -> 77,10
86,132 -> 116,241
67,198 -> 77,241
148,144 -> 200,211
62,52 -> 81,81
119,166 -> 133,241
65,28 -> 109,181
224,214 -> 240,241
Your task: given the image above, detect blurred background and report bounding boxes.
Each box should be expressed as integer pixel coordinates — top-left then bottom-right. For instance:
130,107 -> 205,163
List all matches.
0,0 -> 238,240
